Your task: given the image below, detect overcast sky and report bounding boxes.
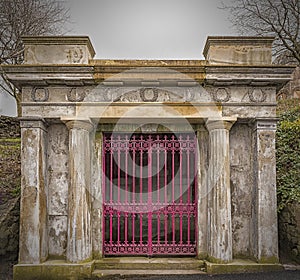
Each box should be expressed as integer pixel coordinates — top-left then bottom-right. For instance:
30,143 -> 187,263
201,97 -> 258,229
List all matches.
0,0 -> 235,116
66,0 -> 234,59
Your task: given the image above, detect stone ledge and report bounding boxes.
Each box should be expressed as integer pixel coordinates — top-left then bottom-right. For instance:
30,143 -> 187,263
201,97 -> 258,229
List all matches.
205,259 -> 284,274
13,260 -> 94,280
92,269 -> 205,279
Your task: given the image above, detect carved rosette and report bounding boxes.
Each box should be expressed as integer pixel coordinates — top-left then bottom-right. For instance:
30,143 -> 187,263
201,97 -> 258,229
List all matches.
31,87 -> 49,102
67,88 -> 87,102
212,88 -> 231,102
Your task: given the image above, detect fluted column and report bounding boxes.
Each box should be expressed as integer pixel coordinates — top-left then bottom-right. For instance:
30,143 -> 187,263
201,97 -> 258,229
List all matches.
63,118 -> 94,263
206,118 -> 236,263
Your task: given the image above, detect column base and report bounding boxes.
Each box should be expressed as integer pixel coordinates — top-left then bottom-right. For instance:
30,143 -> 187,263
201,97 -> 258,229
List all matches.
205,259 -> 283,274
13,260 -> 94,280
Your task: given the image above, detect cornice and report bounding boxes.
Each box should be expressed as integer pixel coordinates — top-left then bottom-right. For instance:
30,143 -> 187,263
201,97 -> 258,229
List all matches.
1,62 -> 295,88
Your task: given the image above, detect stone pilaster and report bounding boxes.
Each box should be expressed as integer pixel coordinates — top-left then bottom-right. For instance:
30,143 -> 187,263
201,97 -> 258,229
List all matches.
196,126 -> 209,258
19,118 -> 48,264
63,118 -> 94,263
252,119 -> 278,263
91,132 -> 103,259
206,118 -> 236,263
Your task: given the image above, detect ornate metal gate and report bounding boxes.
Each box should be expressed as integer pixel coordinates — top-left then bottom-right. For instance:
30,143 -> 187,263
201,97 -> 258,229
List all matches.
102,133 -> 197,256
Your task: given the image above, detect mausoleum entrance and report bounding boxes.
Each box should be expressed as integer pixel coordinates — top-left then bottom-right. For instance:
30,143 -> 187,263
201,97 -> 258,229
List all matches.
102,132 -> 197,256
4,35 -> 295,279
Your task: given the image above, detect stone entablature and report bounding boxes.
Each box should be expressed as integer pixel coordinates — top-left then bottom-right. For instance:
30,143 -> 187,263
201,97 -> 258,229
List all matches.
3,36 -> 296,279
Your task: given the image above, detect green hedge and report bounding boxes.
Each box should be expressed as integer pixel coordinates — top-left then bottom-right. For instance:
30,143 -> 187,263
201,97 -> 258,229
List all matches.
276,101 -> 300,212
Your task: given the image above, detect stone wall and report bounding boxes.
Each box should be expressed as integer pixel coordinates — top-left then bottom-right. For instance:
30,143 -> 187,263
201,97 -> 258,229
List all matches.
0,197 -> 20,260
0,199 -> 19,280
0,116 -> 21,280
0,116 -> 20,138
279,202 -> 300,264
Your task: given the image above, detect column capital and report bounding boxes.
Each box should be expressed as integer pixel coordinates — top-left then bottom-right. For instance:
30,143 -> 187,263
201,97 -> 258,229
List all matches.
205,117 -> 237,132
61,117 -> 94,132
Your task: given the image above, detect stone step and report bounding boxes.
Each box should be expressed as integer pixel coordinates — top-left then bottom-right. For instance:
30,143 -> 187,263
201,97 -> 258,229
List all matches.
94,257 -> 205,271
92,269 -> 206,279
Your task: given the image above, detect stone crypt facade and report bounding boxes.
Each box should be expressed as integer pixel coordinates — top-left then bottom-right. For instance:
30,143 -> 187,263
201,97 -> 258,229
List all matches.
3,36 -> 295,279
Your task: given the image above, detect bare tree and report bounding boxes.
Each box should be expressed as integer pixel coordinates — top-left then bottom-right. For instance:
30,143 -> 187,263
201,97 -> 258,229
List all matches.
0,0 -> 70,115
222,0 -> 300,64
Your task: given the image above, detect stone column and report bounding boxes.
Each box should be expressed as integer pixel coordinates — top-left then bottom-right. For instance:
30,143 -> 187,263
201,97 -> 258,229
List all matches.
19,118 -> 48,264
206,118 -> 236,263
252,119 -> 278,263
63,118 -> 94,263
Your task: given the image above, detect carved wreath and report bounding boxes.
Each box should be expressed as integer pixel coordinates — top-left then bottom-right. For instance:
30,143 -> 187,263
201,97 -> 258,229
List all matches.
140,88 -> 159,102
67,88 -> 86,102
212,88 -> 231,102
31,87 -> 49,102
248,88 -> 267,102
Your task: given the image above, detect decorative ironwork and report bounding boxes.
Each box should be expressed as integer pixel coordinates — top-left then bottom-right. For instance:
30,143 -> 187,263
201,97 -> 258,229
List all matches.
102,133 -> 198,256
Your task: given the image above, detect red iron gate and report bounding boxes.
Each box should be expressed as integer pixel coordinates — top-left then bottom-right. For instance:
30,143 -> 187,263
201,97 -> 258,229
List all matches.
102,133 -> 197,256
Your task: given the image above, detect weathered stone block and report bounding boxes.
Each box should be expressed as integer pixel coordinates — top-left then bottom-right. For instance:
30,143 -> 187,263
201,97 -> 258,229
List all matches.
48,172 -> 68,215
22,36 -> 95,65
203,36 -> 274,65
13,261 -> 93,280
48,215 -> 67,257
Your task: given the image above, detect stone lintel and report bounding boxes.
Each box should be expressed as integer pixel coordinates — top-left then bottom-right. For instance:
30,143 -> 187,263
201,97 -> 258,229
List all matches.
203,36 -> 274,65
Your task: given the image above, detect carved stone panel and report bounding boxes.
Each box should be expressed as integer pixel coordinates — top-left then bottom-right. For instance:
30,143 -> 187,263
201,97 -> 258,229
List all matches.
65,47 -> 85,64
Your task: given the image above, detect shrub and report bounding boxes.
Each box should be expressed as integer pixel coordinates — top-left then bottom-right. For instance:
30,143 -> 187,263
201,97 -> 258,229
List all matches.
276,101 -> 300,211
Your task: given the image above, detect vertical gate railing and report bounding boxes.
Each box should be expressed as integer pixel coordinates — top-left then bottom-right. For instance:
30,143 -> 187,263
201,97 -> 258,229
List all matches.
102,133 -> 197,256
